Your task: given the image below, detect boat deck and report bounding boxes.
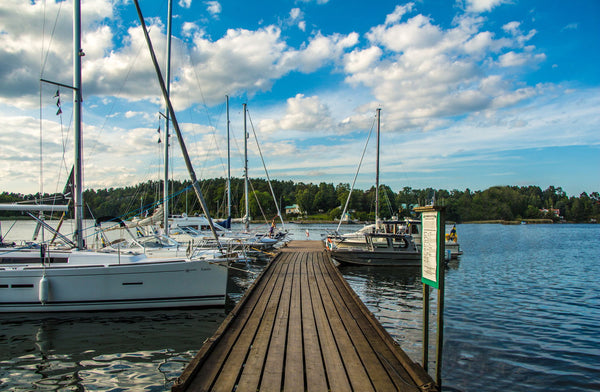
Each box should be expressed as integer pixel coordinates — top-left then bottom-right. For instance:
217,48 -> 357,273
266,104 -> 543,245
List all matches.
172,240 -> 438,392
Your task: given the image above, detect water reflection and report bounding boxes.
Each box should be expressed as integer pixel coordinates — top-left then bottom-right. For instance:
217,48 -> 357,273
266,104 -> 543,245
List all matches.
0,309 -> 227,390
0,256 -> 269,391
338,265 -> 427,360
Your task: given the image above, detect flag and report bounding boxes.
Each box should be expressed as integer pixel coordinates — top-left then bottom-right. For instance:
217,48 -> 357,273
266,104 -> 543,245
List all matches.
56,107 -> 62,115
62,166 -> 74,198
53,90 -> 60,98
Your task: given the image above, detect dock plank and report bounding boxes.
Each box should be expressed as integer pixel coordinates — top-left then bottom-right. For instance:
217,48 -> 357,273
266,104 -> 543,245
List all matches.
299,252 -> 328,392
305,253 -> 353,391
312,252 -> 376,392
321,255 -> 436,391
228,260 -> 291,392
259,252 -> 296,392
316,256 -> 399,391
183,256 -> 287,391
283,253 -> 305,391
172,240 -> 438,392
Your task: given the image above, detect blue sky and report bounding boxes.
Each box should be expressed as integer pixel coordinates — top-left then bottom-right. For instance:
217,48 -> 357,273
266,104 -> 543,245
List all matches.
0,0 -> 598,198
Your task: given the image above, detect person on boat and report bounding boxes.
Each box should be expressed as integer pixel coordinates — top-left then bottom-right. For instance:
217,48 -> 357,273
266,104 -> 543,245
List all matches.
447,225 -> 457,242
269,219 -> 276,238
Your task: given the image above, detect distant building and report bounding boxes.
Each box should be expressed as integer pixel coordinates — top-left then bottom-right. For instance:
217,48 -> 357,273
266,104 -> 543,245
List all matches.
285,204 -> 301,215
540,208 -> 561,217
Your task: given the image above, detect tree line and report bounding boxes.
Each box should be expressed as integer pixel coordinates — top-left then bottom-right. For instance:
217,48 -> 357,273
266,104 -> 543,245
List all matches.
1,180 -> 598,223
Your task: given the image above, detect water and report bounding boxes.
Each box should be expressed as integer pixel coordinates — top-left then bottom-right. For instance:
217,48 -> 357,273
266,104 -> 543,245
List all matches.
1,221 -> 599,391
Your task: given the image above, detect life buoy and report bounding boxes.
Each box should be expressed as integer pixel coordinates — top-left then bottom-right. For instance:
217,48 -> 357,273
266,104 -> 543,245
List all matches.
326,237 -> 334,250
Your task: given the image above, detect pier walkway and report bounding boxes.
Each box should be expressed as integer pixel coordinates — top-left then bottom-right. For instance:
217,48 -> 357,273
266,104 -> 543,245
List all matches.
172,240 -> 437,392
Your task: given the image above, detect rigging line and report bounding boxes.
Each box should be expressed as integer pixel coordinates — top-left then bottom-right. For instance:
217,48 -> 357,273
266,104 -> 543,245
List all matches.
41,0 -> 45,73
39,0 -> 62,200
77,184 -> 192,238
56,92 -> 70,198
247,177 -> 269,224
184,43 -> 214,130
337,114 -> 376,232
247,109 -> 285,227
88,4 -> 164,158
53,107 -> 73,205
205,101 -> 228,174
179,49 -> 228,179
39,82 -> 43,198
39,0 -> 63,77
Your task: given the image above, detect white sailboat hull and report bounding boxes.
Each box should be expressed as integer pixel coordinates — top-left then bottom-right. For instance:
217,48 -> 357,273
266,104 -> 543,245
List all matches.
0,251 -> 227,312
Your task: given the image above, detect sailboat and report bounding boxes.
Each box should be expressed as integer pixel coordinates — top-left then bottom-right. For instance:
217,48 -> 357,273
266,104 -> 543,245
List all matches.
326,109 -> 421,266
0,0 -> 227,312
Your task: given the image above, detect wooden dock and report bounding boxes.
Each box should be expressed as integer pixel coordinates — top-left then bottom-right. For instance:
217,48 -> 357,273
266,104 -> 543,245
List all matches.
172,240 -> 438,392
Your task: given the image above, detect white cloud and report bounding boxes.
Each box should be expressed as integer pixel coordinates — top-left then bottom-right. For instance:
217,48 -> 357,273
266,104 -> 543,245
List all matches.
344,46 -> 382,74
343,5 -> 548,132
165,27 -> 356,106
502,21 -> 521,35
179,0 -> 192,9
290,8 -> 302,20
462,0 -> 509,13
295,0 -> 329,4
206,1 -> 222,17
258,94 -> 334,134
182,22 -> 202,37
367,14 -> 443,52
384,3 -> 414,25
0,0 -> 114,108
288,7 -> 306,31
0,0 -> 357,111
498,51 -> 546,67
286,32 -> 358,73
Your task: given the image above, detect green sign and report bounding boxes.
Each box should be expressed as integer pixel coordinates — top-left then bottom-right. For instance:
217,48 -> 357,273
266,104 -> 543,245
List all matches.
421,210 -> 441,288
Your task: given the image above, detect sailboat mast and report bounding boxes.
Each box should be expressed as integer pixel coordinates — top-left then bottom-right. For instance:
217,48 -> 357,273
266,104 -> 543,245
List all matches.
243,103 -> 249,231
375,108 -> 381,228
226,95 -> 231,219
163,0 -> 173,237
133,0 -> 222,248
73,0 -> 84,249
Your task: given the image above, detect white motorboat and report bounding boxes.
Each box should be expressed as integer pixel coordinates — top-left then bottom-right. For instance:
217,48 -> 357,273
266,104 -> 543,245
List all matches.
326,218 -> 463,259
328,232 -> 421,267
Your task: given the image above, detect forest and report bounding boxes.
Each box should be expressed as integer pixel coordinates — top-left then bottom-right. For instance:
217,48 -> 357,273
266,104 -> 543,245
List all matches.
1,179 -> 598,224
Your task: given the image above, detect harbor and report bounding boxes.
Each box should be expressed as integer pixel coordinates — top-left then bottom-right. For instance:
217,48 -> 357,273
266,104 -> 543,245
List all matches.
1,223 -> 599,391
1,0 -> 598,390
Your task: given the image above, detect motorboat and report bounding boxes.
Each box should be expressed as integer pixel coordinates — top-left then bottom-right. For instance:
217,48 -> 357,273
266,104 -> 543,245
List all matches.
328,232 -> 421,266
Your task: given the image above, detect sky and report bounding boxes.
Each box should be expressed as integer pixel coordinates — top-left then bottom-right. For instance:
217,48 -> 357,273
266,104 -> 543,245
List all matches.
0,0 -> 598,199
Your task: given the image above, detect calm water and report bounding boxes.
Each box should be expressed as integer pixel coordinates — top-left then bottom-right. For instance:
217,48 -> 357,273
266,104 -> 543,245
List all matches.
1,222 -> 599,391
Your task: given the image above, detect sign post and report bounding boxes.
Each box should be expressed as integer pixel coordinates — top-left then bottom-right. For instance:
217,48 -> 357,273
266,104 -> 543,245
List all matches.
415,205 -> 446,388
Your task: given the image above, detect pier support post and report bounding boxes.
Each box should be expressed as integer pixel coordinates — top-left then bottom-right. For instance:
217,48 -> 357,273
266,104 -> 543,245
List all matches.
416,205 -> 446,388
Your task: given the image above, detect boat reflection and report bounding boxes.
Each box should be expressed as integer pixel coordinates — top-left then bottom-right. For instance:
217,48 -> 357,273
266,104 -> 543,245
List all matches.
0,309 -> 226,390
